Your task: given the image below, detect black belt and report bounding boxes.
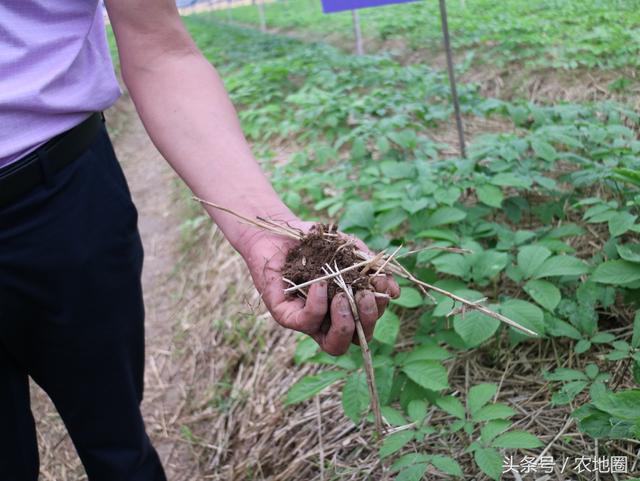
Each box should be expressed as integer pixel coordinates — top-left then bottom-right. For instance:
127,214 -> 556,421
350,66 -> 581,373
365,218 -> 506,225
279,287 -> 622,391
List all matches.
0,112 -> 103,208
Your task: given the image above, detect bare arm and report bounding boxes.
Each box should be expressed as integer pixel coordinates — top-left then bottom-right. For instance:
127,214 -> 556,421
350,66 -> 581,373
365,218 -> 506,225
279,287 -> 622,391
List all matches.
104,0 -> 398,355
105,0 -> 289,253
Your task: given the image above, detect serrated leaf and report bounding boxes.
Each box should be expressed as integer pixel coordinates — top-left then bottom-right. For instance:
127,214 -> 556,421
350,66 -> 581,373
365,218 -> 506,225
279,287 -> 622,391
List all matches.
543,368 -> 588,382
480,419 -> 512,444
407,400 -> 427,424
339,201 -> 374,231
608,212 -> 637,237
396,463 -> 428,481
500,299 -> 545,336
392,287 -> 423,308
592,260 -> 640,285
404,344 -> 452,363
382,406 -> 407,426
432,253 -> 469,277
294,335 -> 319,365
524,279 -> 561,311
474,447 -> 502,480
468,383 -> 498,415
379,430 -> 415,458
436,396 -> 465,419
286,371 -> 345,405
473,250 -> 508,281
518,245 -> 552,279
533,255 -> 589,278
476,184 -> 504,207
373,310 -> 400,345
391,453 -> 431,472
403,361 -> 449,391
492,431 -> 543,449
454,310 -> 500,347
632,311 -> 640,349
415,229 -> 460,244
426,207 -> 467,228
574,339 -> 592,354
472,403 -> 516,421
618,243 -> 640,263
430,455 -> 463,477
490,173 -> 532,189
341,372 -> 369,423
531,139 -> 557,162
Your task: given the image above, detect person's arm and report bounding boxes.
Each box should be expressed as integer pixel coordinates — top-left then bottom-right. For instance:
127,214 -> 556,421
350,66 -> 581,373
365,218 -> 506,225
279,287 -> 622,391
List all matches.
104,0 -> 399,355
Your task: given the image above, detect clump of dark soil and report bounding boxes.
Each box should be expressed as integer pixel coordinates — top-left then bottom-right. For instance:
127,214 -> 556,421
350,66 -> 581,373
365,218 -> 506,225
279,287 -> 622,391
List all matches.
282,224 -> 370,302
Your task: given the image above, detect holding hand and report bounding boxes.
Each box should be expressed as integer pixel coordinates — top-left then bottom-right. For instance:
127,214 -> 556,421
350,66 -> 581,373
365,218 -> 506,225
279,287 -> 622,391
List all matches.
241,220 -> 400,356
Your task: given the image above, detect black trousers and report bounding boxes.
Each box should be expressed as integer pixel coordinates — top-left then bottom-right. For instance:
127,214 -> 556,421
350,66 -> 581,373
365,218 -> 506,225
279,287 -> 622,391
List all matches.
0,126 -> 166,481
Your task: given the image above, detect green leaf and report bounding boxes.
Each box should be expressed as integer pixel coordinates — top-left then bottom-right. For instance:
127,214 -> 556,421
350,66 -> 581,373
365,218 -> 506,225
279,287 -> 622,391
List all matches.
404,344 -> 452,363
351,137 -> 367,160
430,455 -> 463,477
474,447 -> 503,481
524,279 -> 561,311
473,250 -> 508,281
575,339 -> 592,354
585,364 -> 599,379
592,260 -> 640,285
392,287 -> 423,308
379,430 -> 415,458
467,383 -> 498,415
500,299 -> 545,336
373,310 -> 400,345
426,207 -> 467,228
480,419 -> 512,444
407,399 -> 427,424
533,255 -> 589,278
472,403 -> 516,421
286,371 -> 345,405
341,372 -> 369,423
476,184 -> 504,208
436,396 -> 465,419
617,243 -> 640,263
434,187 -> 461,206
294,335 -> 319,364
591,332 -> 615,344
591,387 -> 640,420
531,139 -> 557,162
544,368 -> 588,382
431,253 -> 469,277
454,310 -> 500,347
403,361 -> 449,391
492,431 -> 543,449
415,229 -> 460,244
632,311 -> 640,349
490,173 -> 532,189
382,406 -> 407,426
546,317 -> 582,340
339,201 -> 374,231
377,208 -> 408,232
608,212 -> 637,237
391,454 -> 430,472
396,463 -> 428,481
517,245 -> 552,279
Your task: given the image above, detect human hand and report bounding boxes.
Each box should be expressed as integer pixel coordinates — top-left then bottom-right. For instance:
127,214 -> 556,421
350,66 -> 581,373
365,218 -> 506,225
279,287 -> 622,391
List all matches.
240,220 -> 400,356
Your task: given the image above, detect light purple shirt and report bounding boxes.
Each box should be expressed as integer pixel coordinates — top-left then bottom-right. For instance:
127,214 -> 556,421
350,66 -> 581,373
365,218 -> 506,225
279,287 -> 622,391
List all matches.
0,0 -> 121,168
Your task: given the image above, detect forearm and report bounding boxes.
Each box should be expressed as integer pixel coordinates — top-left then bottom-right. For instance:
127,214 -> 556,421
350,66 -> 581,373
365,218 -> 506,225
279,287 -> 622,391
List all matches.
119,36 -> 293,256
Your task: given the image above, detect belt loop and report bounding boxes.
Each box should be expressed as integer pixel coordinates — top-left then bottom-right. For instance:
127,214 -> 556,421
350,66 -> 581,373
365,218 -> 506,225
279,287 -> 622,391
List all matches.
35,147 -> 54,188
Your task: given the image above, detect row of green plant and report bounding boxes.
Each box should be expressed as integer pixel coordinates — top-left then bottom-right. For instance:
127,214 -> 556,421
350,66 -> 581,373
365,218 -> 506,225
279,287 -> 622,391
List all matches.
183,16 -> 640,479
211,0 -> 640,72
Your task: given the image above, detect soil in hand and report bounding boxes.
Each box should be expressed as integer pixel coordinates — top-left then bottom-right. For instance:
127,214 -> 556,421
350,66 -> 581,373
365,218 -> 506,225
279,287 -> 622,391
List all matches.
282,224 -> 370,302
